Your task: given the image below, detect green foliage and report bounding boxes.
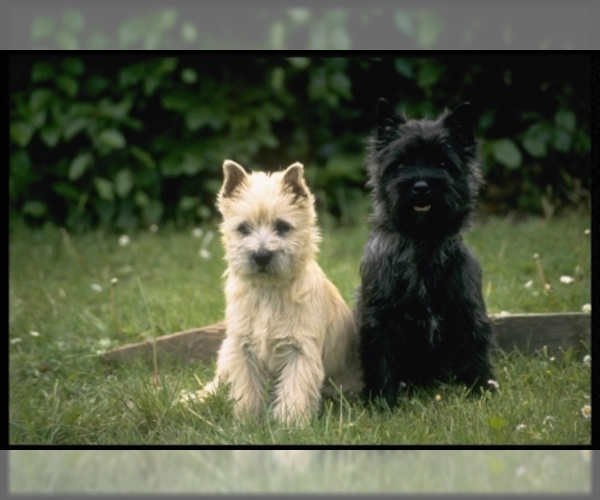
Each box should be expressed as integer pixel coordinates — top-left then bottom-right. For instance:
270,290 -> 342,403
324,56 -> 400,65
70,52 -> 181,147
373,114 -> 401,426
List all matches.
11,51 -> 590,230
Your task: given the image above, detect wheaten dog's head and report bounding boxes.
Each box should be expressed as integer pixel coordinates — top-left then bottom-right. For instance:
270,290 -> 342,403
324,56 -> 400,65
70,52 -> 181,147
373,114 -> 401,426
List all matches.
217,160 -> 321,281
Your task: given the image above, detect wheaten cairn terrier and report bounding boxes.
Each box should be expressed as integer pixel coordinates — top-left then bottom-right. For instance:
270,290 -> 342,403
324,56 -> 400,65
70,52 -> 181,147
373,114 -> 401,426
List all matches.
200,160 -> 363,425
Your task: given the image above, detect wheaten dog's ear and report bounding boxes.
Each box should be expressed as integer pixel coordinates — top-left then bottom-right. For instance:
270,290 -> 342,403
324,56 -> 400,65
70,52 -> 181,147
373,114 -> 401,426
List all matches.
282,162 -> 308,200
222,160 -> 248,198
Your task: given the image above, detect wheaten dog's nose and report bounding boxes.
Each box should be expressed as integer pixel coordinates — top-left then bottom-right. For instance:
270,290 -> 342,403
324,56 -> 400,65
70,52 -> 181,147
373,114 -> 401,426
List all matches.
253,249 -> 273,268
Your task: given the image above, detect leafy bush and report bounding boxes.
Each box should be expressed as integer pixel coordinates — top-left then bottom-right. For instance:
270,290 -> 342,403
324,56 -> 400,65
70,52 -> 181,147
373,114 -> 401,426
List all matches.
10,54 -> 590,231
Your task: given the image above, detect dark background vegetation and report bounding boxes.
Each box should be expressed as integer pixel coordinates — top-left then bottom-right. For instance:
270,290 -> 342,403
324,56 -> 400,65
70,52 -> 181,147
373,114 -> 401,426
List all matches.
10,52 -> 590,232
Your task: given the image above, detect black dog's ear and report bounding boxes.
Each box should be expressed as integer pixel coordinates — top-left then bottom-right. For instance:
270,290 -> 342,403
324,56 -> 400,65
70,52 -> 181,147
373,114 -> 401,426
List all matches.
376,99 -> 406,139
443,102 -> 474,146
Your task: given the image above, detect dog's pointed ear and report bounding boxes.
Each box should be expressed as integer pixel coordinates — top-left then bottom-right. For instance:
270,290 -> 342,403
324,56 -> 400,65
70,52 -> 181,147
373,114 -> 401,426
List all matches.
444,102 -> 474,146
376,98 -> 406,139
282,162 -> 309,200
221,160 -> 248,198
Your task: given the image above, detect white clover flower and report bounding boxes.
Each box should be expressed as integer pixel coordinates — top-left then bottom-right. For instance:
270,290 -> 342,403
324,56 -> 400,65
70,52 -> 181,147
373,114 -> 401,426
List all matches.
91,283 -> 103,292
583,354 -> 591,366
560,275 -> 574,284
29,331 -> 40,337
582,304 -> 591,313
111,277 -> 119,285
584,229 -> 590,236
98,338 -> 112,349
192,227 -> 203,238
118,235 -> 130,246
581,405 -> 591,419
515,423 -> 526,431
524,280 -> 533,288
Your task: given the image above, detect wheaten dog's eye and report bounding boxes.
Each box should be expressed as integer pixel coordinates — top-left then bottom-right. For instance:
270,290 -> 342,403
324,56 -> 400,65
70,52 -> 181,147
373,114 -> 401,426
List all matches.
275,219 -> 292,236
237,222 -> 251,235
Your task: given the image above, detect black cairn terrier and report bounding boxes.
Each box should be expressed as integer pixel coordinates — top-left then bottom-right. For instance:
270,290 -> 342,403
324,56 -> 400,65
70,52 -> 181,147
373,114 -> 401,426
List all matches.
355,99 -> 496,408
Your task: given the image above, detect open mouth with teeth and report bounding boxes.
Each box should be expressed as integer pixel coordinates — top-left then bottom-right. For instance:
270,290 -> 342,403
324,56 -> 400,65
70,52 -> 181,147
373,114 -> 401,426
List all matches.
413,205 -> 431,212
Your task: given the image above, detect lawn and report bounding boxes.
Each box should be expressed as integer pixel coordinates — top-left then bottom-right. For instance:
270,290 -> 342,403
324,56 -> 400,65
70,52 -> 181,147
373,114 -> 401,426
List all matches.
9,450 -> 591,493
9,210 -> 591,445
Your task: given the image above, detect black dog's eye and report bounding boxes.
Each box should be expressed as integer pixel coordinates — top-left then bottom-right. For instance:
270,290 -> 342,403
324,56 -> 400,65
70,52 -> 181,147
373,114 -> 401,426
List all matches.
275,219 -> 292,236
237,222 -> 251,236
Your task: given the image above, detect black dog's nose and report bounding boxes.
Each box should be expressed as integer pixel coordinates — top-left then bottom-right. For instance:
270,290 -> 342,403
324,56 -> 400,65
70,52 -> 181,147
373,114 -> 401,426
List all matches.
412,181 -> 430,195
253,249 -> 273,268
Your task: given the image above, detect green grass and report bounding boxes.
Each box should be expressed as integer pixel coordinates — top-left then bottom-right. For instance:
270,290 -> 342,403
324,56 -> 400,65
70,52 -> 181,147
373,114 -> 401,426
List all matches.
9,450 -> 591,493
9,211 -> 591,445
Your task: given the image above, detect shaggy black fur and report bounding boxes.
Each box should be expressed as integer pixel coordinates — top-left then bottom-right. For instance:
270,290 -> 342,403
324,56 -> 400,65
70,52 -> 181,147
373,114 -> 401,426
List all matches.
355,99 -> 496,408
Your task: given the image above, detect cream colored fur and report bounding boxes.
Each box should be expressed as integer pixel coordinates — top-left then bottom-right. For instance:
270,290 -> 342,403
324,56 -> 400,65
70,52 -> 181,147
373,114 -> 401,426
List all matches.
199,160 -> 363,425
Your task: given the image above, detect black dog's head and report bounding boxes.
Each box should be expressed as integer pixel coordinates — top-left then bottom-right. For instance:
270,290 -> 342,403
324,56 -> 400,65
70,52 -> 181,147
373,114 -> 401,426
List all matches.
367,99 -> 483,240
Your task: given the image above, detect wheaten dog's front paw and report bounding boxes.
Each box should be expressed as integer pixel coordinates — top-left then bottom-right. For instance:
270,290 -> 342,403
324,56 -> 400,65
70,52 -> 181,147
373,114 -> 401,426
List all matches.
271,402 -> 312,427
178,380 -> 218,404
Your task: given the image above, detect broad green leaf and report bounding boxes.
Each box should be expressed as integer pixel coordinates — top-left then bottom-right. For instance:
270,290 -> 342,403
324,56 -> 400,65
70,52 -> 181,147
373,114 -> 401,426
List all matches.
134,191 -> 150,207
31,110 -> 47,129
55,31 -> 79,50
155,10 -> 178,32
180,153 -> 202,175
130,146 -> 156,169
415,11 -> 444,49
55,74 -> 79,97
69,153 -> 93,180
491,138 -> 522,169
287,57 -> 310,69
553,129 -> 571,153
63,10 -> 84,32
181,68 -> 197,84
115,169 -> 134,198
23,201 -> 47,217
288,8 -> 311,24
94,177 -> 114,201
31,62 -> 55,82
10,122 -> 34,147
86,32 -> 108,50
39,125 -> 61,148
179,196 -> 199,211
29,89 -> 53,112
522,136 -> 546,158
394,58 -> 414,79
64,117 -> 89,140
555,110 -> 576,132
394,10 -> 414,36
31,17 -> 55,40
330,26 -> 351,50
53,182 -> 81,201
416,63 -> 444,89
180,23 -> 197,43
185,106 -> 211,130
119,63 -> 146,87
98,129 -> 126,149
61,58 -> 85,76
